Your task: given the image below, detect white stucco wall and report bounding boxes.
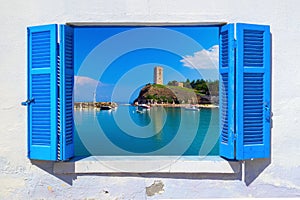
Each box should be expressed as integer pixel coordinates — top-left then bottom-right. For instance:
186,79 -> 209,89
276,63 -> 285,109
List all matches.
0,0 -> 300,199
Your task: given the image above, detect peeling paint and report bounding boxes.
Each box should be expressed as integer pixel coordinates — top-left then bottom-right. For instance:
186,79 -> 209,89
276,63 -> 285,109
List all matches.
146,180 -> 165,196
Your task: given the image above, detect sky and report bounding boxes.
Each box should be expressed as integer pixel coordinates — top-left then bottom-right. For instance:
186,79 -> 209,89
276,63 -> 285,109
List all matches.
74,26 -> 219,102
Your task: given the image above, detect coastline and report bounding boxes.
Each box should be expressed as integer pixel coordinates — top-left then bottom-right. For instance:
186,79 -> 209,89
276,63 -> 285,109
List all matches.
74,102 -> 219,109
147,103 -> 219,108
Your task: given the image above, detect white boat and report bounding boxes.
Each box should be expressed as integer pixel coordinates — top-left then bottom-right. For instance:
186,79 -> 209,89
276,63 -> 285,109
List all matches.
184,105 -> 200,111
138,104 -> 151,109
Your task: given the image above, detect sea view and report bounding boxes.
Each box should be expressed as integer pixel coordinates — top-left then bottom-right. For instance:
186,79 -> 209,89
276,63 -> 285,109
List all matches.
73,26 -> 220,157
74,105 -> 219,156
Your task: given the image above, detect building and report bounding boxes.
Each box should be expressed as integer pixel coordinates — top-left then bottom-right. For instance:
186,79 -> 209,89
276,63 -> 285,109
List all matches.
174,82 -> 183,87
154,66 -> 163,85
1,1 -> 299,199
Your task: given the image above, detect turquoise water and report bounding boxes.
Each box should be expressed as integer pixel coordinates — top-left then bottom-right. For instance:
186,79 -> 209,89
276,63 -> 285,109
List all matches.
74,105 -> 219,156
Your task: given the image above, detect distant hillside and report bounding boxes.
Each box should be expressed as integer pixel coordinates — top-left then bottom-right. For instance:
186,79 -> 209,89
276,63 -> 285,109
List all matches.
168,79 -> 219,96
134,84 -> 218,104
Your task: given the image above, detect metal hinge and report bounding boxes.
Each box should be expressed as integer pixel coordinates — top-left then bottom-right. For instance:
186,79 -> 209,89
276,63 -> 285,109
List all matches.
233,39 -> 237,49
231,129 -> 236,142
56,42 -> 59,53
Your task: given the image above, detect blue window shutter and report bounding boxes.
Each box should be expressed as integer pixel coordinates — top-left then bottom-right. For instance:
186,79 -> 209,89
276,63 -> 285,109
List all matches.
235,23 -> 271,160
59,25 -> 74,160
27,24 -> 58,160
219,24 -> 236,159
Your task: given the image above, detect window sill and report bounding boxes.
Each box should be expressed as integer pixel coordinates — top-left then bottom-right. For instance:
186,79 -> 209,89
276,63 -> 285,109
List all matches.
53,156 -> 240,174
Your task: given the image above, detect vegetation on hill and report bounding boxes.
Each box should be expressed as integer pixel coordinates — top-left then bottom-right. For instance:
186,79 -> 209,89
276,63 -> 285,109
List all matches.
134,79 -> 219,105
167,79 -> 219,96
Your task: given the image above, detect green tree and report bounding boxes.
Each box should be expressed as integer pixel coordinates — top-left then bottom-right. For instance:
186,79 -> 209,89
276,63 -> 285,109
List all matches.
167,80 -> 177,86
183,78 -> 192,88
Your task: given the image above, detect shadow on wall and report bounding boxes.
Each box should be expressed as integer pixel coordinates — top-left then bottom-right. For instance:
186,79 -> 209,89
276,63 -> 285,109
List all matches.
31,160 -> 76,185
31,159 -> 242,186
32,158 -> 269,186
244,158 -> 271,186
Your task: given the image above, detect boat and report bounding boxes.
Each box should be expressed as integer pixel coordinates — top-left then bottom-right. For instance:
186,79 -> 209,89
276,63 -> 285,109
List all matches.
100,105 -> 112,110
184,105 -> 200,111
136,104 -> 150,113
137,104 -> 151,110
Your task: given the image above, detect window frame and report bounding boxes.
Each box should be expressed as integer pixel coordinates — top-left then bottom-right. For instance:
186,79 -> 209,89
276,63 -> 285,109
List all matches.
24,22 -> 271,166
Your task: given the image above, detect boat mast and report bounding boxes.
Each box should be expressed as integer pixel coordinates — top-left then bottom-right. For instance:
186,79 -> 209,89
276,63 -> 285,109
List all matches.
93,92 -> 96,103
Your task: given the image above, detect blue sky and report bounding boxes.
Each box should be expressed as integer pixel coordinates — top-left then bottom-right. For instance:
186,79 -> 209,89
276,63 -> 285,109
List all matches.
74,26 -> 219,102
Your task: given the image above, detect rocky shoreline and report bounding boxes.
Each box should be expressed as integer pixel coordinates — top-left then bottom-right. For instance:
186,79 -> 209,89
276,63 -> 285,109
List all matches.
73,102 -> 218,109
134,103 -> 219,108
74,102 -> 118,109
133,84 -> 219,105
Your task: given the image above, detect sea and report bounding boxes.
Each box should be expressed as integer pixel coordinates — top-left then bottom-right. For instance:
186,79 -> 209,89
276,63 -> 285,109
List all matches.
74,105 -> 219,156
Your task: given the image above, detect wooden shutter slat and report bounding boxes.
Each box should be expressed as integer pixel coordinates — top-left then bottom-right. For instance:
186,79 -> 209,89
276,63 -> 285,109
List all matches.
236,23 -> 271,160
219,24 -> 235,159
59,25 -> 74,160
27,24 -> 58,160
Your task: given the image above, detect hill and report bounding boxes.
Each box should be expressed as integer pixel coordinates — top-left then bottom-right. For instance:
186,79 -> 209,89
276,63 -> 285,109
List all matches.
133,84 -> 217,104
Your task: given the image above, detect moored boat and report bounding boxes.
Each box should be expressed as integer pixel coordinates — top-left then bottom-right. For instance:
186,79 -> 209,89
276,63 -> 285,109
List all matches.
184,105 -> 200,111
138,104 -> 151,109
100,105 -> 112,110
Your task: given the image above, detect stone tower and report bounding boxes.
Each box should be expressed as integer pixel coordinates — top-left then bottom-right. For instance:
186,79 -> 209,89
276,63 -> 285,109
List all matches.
154,66 -> 163,85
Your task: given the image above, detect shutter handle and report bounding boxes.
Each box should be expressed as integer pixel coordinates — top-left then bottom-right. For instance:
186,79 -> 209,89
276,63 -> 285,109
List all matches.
21,98 -> 35,106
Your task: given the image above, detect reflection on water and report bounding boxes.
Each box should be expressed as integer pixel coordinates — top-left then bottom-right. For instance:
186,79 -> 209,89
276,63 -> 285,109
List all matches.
74,105 -> 219,156
150,107 -> 166,141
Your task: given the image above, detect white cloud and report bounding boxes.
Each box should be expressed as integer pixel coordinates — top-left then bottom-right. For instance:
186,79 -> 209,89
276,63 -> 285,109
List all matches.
180,45 -> 219,69
74,76 -> 101,101
74,76 -> 101,87
74,76 -> 114,102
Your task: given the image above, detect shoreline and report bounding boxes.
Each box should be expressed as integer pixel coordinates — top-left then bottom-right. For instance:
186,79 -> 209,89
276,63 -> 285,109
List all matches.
147,103 -> 219,108
74,102 -> 219,109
